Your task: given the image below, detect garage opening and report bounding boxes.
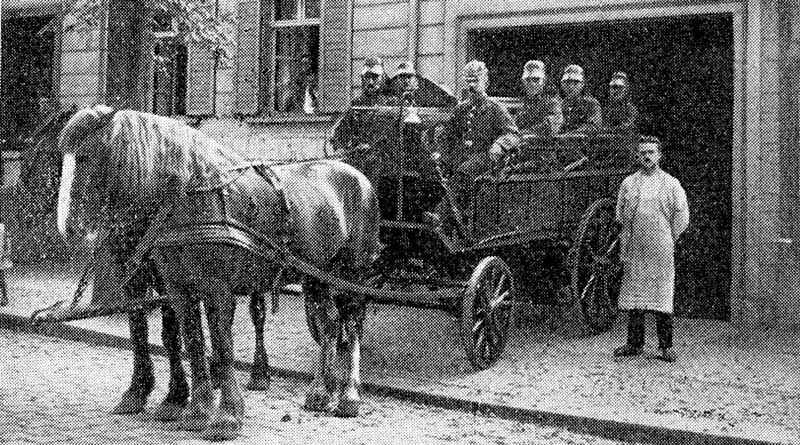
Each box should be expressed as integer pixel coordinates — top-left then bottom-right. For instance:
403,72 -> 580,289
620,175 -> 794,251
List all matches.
1,15 -> 56,153
468,14 -> 734,320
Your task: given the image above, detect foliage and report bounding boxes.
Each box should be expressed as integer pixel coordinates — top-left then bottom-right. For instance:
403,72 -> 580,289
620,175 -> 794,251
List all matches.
64,0 -> 236,66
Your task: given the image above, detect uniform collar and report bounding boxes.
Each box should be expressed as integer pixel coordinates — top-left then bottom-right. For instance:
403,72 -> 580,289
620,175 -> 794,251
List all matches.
467,95 -> 490,113
522,94 -> 546,105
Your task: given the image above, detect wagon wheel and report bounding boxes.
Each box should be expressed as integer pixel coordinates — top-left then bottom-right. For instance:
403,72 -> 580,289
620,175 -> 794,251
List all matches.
461,256 -> 514,371
569,198 -> 622,334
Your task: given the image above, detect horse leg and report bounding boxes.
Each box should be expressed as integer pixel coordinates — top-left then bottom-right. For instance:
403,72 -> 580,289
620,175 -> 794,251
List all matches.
152,304 -> 190,421
304,277 -> 338,412
203,284 -> 245,441
246,291 -> 271,391
112,309 -> 154,414
174,294 -> 214,432
337,299 -> 365,417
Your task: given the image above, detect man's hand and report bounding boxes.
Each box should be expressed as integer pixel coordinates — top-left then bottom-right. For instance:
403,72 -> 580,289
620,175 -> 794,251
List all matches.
355,142 -> 371,152
489,143 -> 504,161
431,152 -> 442,162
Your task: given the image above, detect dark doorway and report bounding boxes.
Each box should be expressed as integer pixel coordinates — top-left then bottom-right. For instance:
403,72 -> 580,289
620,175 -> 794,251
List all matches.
1,16 -> 56,152
469,14 -> 734,320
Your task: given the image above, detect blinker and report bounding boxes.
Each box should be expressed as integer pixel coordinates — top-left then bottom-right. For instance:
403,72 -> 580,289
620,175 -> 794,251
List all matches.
403,106 -> 421,125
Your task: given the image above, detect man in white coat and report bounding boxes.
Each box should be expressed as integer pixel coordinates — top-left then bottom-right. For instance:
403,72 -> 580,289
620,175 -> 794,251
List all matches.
613,136 -> 689,362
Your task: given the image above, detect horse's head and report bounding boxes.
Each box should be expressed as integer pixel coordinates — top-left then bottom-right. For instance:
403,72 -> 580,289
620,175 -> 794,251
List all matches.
17,107 -> 80,219
56,105 -> 247,245
56,104 -> 115,245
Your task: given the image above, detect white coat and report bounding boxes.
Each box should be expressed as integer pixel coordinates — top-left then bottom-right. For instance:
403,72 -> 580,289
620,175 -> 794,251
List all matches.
616,169 -> 689,314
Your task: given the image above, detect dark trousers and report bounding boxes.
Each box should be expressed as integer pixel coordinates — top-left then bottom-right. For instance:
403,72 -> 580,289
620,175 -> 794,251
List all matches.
626,309 -> 673,349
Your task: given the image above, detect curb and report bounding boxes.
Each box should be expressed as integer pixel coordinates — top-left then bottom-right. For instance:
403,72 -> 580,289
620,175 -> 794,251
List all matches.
0,311 -> 782,445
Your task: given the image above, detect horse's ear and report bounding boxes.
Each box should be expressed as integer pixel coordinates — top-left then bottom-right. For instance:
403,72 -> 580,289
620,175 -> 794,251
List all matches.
92,105 -> 116,127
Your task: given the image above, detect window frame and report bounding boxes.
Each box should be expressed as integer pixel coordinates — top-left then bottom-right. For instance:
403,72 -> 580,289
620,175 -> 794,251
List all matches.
262,0 -> 322,115
149,16 -> 189,117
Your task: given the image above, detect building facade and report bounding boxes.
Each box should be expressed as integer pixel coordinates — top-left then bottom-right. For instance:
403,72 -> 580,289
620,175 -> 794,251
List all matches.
1,0 -> 798,325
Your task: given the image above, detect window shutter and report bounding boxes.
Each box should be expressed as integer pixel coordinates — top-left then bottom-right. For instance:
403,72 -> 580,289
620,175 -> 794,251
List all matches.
318,0 -> 352,113
233,0 -> 263,115
186,41 -> 216,116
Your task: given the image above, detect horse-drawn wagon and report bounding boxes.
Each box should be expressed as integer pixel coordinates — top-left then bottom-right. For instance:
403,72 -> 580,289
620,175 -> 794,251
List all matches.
28,100 -> 634,376
334,101 -> 637,370
19,103 -> 636,440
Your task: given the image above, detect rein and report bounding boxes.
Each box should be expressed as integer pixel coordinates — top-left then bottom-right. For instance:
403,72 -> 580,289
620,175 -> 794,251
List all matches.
30,202 -> 174,323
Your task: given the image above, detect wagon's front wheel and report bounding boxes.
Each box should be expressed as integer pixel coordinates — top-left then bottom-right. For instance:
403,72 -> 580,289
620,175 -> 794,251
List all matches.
461,256 -> 514,371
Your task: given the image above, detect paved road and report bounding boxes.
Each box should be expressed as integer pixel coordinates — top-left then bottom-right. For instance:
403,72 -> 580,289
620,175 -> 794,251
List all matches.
0,329 -> 638,445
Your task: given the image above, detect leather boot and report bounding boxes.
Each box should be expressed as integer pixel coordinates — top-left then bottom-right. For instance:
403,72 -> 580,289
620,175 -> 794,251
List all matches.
613,344 -> 643,357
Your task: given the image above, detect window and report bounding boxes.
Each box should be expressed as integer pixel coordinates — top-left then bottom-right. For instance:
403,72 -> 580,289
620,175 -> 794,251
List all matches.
234,0 -> 349,115
270,0 -> 320,113
151,13 -> 188,116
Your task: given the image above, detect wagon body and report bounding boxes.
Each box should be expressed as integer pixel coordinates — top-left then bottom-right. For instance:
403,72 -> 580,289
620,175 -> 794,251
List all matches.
339,105 -> 634,300
335,102 -> 636,368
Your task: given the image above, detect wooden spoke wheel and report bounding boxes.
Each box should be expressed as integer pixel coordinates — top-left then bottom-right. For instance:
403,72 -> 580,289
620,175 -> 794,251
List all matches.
569,198 -> 622,334
461,256 -> 514,371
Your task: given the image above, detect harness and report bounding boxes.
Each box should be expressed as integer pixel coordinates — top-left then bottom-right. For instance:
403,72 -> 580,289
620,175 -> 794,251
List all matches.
31,161 -> 292,322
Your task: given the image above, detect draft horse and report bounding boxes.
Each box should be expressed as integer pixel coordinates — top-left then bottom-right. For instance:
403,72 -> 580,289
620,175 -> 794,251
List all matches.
55,106 -> 381,440
18,108 -> 192,418
22,109 -> 272,420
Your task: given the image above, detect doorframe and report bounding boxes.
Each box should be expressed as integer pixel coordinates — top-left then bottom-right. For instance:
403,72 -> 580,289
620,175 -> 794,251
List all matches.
444,1 -> 749,321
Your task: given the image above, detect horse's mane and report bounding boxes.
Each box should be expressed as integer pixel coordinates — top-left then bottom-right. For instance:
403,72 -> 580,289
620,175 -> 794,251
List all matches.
60,107 -> 247,206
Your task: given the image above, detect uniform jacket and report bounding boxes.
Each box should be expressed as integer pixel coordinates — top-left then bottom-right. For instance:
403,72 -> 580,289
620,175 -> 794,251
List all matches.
516,95 -> 563,136
616,169 -> 690,314
561,94 -> 602,134
602,99 -> 638,134
352,92 -> 392,107
441,96 -> 520,166
330,93 -> 393,152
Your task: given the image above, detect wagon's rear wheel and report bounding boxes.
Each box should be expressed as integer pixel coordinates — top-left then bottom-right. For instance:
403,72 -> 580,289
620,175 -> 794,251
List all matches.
461,256 -> 514,371
569,198 -> 622,334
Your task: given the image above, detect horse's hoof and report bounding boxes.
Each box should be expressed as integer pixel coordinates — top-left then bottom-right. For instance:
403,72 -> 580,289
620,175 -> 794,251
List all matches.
304,390 -> 332,412
152,401 -> 186,422
246,375 -> 271,392
202,413 -> 243,442
179,407 -> 212,431
111,390 -> 147,415
336,397 -> 360,418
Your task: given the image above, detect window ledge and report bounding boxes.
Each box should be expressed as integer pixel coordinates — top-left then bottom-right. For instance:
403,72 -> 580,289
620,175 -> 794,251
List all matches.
244,114 -> 338,124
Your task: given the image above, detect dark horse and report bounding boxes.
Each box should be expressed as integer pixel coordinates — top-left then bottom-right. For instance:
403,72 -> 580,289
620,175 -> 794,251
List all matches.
22,108 -> 271,421
56,106 -> 381,440
18,108 -> 190,418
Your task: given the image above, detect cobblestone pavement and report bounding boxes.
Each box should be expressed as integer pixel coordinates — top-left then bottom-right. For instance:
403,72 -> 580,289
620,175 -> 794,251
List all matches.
4,262 -> 800,443
0,329 -> 640,445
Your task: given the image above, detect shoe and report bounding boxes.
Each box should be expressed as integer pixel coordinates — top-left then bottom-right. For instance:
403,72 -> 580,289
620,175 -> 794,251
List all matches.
613,344 -> 643,357
658,348 -> 676,363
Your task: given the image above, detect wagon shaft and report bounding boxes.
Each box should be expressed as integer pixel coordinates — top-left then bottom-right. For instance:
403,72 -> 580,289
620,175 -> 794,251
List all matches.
30,293 -> 169,323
